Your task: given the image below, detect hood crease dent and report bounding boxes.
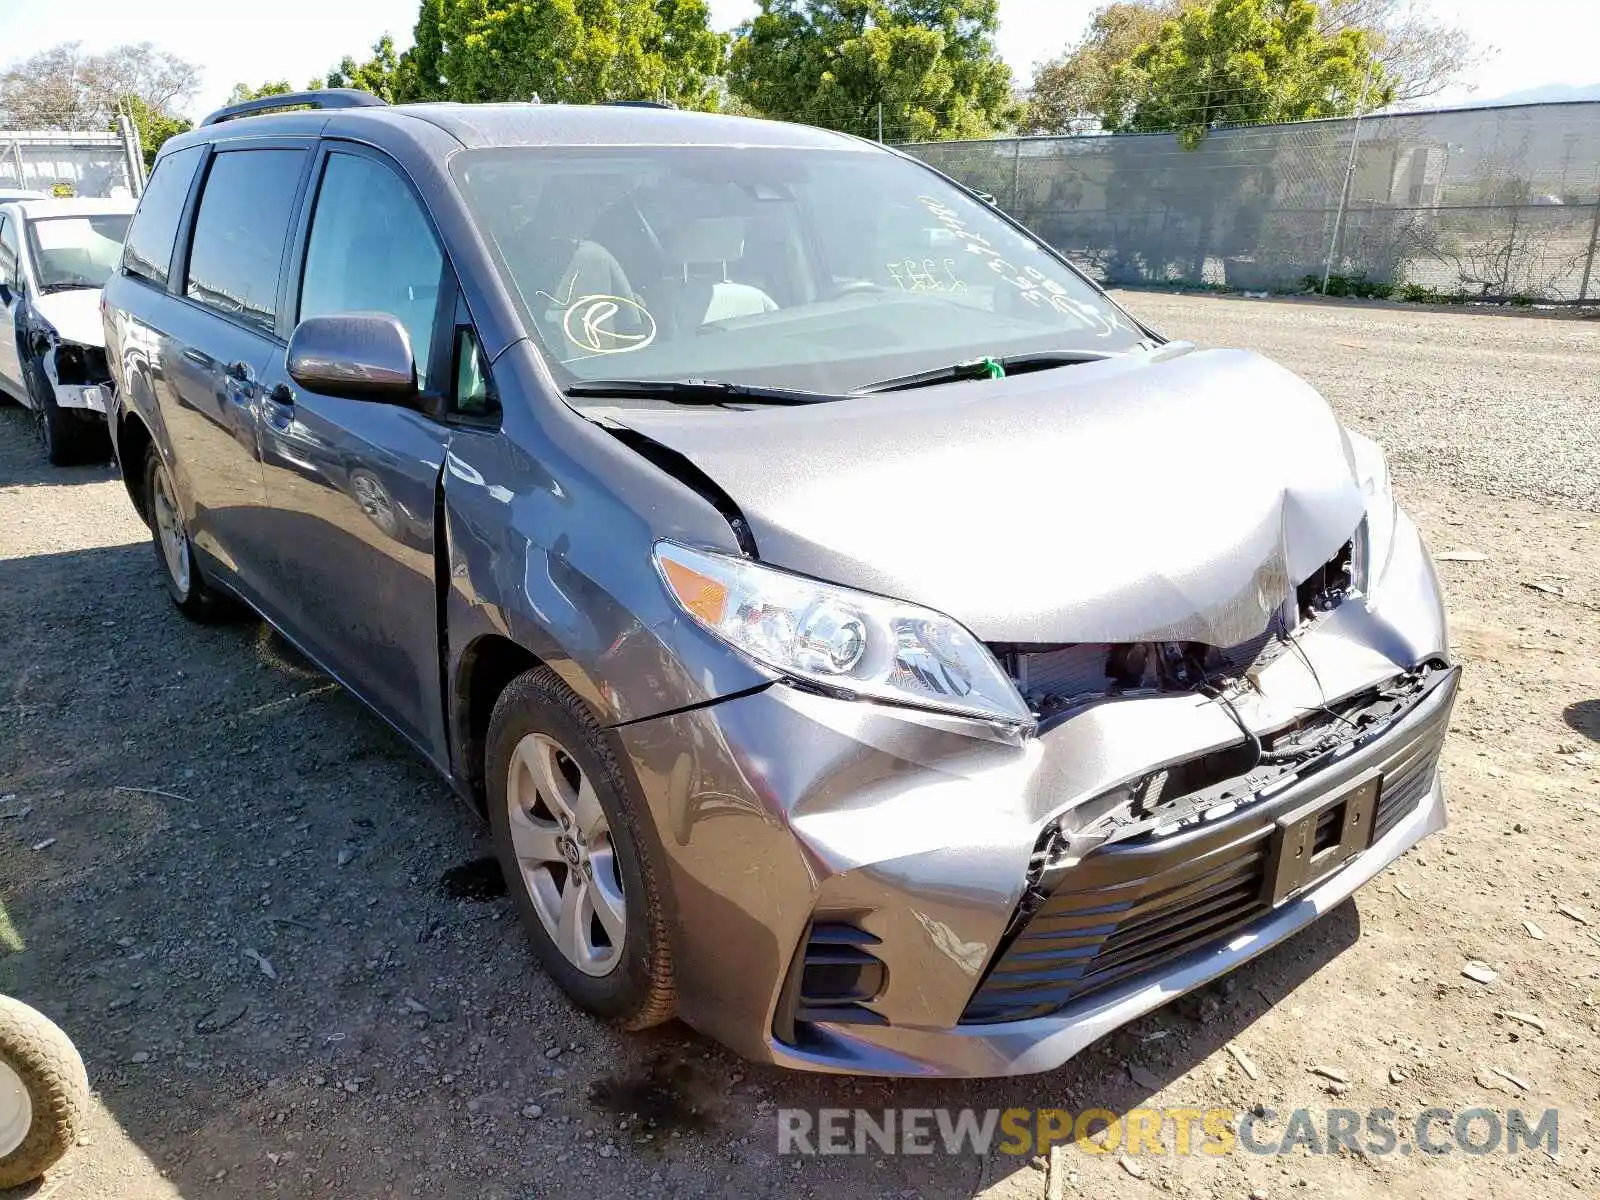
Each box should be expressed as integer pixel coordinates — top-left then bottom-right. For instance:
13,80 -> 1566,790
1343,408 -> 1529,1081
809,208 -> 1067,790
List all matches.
608,348 -> 1368,646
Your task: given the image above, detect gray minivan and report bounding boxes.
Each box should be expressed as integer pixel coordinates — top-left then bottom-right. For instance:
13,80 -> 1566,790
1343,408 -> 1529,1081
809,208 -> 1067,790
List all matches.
101,89 -> 1457,1077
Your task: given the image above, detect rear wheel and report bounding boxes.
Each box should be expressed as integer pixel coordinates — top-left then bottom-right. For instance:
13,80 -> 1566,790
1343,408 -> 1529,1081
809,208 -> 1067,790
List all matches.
486,667 -> 675,1029
143,443 -> 225,621
0,996 -> 89,1189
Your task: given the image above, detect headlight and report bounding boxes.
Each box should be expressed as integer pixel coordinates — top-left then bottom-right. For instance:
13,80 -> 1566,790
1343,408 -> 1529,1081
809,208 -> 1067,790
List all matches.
654,541 -> 1033,727
1347,431 -> 1398,591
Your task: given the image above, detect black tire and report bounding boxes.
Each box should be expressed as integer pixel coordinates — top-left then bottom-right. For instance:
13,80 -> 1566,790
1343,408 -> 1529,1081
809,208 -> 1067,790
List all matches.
142,442 -> 226,621
486,667 -> 676,1030
24,359 -> 83,467
0,996 -> 89,1190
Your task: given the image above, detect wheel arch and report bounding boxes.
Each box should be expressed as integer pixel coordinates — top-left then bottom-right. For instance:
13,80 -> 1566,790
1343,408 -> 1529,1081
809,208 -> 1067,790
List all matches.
451,630 -> 651,818
113,408 -> 155,524
452,633 -> 546,815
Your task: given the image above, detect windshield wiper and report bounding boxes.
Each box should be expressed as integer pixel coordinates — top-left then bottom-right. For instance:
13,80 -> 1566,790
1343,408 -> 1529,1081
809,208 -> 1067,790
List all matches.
850,349 -> 1127,395
565,378 -> 837,406
38,281 -> 98,294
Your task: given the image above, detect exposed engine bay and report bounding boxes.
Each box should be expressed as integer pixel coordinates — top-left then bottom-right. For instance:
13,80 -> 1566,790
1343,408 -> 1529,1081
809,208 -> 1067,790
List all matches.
35,334 -> 114,411
992,535 -> 1455,899
992,539 -> 1356,723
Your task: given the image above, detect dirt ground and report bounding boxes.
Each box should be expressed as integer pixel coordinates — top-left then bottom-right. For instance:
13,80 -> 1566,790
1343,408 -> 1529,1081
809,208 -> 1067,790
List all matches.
1,293 -> 1596,1200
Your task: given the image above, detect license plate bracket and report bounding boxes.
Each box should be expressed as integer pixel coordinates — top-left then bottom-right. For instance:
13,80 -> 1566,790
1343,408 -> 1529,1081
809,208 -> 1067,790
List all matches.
1263,770 -> 1381,905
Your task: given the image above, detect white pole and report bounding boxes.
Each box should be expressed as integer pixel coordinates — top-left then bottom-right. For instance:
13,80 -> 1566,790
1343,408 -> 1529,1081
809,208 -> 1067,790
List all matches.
1322,59 -> 1375,294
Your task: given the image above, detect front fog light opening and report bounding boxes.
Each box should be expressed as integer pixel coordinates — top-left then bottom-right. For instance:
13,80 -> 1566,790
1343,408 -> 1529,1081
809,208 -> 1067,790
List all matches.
773,920 -> 890,1045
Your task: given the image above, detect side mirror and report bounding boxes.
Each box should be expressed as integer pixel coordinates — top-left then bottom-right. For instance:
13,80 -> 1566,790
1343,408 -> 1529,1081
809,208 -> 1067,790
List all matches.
286,312 -> 417,401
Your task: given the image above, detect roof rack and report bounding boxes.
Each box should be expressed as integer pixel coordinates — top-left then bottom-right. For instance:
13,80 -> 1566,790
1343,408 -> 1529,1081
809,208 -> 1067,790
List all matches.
199,88 -> 387,128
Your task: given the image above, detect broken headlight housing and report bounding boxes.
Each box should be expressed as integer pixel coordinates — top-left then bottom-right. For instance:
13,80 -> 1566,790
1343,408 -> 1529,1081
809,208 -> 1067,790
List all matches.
1347,431 -> 1398,591
654,541 -> 1033,727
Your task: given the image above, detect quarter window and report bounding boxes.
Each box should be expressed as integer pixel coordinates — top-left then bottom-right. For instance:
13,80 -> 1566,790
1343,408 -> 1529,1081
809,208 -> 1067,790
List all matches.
453,327 -> 497,418
122,143 -> 204,287
299,152 -> 444,379
185,148 -> 307,332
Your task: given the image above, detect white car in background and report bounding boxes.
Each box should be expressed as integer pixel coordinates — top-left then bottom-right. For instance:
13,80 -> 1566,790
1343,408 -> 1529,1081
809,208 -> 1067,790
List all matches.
0,196 -> 134,463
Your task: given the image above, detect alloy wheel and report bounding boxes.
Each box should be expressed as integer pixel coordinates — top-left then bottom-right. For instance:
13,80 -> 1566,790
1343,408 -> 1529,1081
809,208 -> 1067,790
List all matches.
150,463 -> 190,595
504,732 -> 626,977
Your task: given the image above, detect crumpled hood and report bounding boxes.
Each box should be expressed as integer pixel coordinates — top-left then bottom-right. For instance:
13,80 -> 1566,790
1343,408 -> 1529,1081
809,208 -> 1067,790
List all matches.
30,289 -> 105,348
610,346 -> 1368,646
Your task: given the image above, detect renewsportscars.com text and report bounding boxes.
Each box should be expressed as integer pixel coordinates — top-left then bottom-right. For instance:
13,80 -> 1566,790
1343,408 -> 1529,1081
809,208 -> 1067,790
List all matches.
777,1106 -> 1559,1158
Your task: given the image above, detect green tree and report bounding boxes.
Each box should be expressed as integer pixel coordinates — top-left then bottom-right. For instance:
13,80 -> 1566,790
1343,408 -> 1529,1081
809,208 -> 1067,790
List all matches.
397,0 -> 726,109
225,80 -> 296,106
727,0 -> 1017,140
1027,0 -> 1457,137
1317,0 -> 1482,104
1107,0 -> 1391,146
118,94 -> 192,168
323,35 -> 405,102
1025,3 -> 1176,134
396,0 -> 446,101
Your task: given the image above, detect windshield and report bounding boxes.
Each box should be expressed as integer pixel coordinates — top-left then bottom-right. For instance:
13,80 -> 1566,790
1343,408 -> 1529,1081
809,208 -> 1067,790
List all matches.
452,145 -> 1146,395
26,213 -> 131,291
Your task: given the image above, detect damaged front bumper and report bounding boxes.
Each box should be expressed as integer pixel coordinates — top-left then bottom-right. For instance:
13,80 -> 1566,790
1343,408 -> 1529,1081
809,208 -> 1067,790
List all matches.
49,382 -> 111,412
616,510 -> 1455,1077
43,343 -> 114,412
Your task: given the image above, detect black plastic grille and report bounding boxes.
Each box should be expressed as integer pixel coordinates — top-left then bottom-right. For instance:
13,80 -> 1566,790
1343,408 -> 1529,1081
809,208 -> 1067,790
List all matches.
962,674 -> 1455,1025
1371,717 -> 1446,841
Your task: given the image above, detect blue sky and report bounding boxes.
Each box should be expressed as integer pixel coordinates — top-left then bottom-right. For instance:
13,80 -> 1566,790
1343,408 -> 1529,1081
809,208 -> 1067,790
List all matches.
0,0 -> 1593,120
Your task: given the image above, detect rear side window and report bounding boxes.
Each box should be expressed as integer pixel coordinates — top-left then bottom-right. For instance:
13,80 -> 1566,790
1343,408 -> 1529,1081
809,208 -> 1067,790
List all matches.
299,152 -> 444,378
122,144 -> 203,287
185,148 -> 306,333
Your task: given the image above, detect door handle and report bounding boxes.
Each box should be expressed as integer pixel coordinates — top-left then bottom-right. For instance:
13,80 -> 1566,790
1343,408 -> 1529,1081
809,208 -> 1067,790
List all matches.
182,346 -> 214,368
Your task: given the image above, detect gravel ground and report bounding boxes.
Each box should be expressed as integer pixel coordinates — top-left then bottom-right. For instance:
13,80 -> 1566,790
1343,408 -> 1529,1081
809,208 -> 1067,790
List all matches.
1120,292 -> 1600,512
0,295 -> 1597,1200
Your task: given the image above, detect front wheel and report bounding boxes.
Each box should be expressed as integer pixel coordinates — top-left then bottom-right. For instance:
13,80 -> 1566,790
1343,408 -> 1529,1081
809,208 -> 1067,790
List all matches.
486,667 -> 676,1030
25,360 -> 82,467
0,996 -> 89,1189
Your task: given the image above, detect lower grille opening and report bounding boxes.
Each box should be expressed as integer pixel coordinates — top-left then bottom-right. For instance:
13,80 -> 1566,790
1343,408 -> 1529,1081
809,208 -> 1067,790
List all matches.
961,664 -> 1455,1025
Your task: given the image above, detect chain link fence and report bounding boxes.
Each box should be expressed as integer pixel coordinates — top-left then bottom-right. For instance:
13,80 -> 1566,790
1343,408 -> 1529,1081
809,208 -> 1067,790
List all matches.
902,101 -> 1600,303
